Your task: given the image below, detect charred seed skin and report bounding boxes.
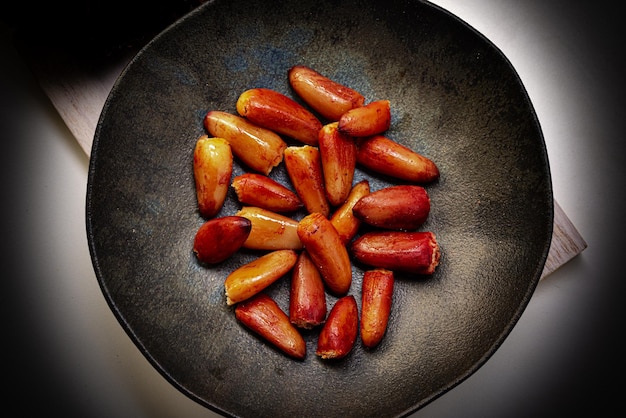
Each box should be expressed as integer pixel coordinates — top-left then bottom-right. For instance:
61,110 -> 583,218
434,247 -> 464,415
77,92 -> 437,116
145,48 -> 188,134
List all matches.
232,173 -> 302,213
288,65 -> 365,121
330,180 -> 370,244
350,231 -> 440,275
356,135 -> 439,183
297,212 -> 352,296
289,251 -> 327,329
224,249 -> 298,305
193,216 -> 252,264
235,293 -> 306,360
316,295 -> 358,359
283,145 -> 330,217
360,269 -> 394,348
193,136 -> 233,218
318,122 -> 358,207
236,87 -> 322,146
236,206 -> 303,250
337,99 -> 391,137
203,110 -> 286,175
352,185 -> 431,230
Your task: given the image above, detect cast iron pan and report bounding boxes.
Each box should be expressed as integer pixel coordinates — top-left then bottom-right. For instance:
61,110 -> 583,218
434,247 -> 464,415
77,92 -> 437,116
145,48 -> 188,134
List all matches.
86,0 -> 553,416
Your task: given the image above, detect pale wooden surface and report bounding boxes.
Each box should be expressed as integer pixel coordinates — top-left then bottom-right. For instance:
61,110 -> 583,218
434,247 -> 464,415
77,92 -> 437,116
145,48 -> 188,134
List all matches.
18,38 -> 587,279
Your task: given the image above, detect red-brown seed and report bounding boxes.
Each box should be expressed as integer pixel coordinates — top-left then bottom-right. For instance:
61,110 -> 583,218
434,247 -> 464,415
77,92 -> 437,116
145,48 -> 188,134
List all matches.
360,269 -> 394,348
289,251 -> 327,329
356,135 -> 439,183
283,145 -> 330,217
318,122 -> 358,207
297,212 -> 352,296
235,293 -> 306,360
236,87 -> 322,146
350,231 -> 440,275
352,185 -> 430,230
232,173 -> 302,213
288,65 -> 365,121
193,216 -> 252,264
316,295 -> 358,360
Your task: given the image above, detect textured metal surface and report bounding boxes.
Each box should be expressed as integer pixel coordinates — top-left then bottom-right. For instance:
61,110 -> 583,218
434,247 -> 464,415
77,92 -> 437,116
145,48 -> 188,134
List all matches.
86,0 -> 553,416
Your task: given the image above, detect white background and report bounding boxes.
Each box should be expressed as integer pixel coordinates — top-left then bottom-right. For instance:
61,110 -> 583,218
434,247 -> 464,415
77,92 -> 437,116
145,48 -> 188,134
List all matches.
2,0 -> 624,416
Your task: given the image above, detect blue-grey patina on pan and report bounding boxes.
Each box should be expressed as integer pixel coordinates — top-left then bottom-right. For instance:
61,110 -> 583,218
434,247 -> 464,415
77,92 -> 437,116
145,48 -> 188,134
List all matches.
86,0 -> 553,416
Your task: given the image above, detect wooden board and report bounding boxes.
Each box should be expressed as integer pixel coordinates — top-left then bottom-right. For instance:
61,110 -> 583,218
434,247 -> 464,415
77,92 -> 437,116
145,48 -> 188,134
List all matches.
16,33 -> 587,279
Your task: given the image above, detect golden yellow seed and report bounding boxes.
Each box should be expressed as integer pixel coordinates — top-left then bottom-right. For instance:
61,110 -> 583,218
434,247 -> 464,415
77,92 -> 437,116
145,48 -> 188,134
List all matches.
284,145 -> 330,217
225,249 -> 298,305
236,206 -> 303,250
204,111 -> 286,175
330,180 -> 370,244
193,136 -> 232,218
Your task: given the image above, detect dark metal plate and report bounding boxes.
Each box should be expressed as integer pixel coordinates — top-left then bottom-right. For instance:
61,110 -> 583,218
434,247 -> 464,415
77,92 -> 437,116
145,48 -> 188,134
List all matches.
86,0 -> 553,416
